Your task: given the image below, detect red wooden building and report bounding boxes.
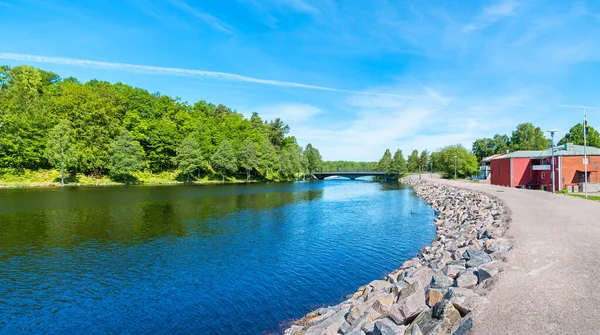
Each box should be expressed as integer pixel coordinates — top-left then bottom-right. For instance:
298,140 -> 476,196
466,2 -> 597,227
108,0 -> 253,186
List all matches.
489,143 -> 600,192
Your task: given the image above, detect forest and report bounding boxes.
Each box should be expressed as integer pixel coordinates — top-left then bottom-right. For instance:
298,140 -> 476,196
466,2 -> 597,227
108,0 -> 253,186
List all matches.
0,65 -> 324,184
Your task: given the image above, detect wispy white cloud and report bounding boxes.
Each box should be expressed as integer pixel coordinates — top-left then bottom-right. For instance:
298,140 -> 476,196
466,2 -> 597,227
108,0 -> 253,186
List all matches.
0,53 -> 411,97
168,0 -> 234,34
463,0 -> 519,32
252,103 -> 321,123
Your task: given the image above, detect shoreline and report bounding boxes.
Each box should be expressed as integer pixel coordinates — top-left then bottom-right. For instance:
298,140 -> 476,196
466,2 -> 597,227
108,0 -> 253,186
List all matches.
283,176 -> 512,335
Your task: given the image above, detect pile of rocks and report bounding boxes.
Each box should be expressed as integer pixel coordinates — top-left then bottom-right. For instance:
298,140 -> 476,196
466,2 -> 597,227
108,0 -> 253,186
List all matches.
284,177 -> 511,335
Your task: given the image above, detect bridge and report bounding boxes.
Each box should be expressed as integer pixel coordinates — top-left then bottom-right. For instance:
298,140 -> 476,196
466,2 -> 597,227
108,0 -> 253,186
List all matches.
312,171 -> 397,180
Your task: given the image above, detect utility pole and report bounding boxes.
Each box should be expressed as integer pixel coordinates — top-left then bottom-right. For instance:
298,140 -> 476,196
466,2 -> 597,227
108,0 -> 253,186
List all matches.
453,155 -> 457,179
548,129 -> 557,193
584,109 -> 589,198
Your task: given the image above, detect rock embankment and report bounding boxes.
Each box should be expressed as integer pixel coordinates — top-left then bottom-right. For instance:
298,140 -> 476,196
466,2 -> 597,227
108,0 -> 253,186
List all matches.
284,177 -> 511,335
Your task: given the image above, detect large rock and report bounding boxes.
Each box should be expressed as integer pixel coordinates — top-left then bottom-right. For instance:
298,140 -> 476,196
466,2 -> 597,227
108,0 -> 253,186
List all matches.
442,264 -> 466,279
455,271 -> 478,289
451,316 -> 473,335
372,319 -> 407,335
372,295 -> 395,315
404,266 -> 434,289
409,300 -> 461,334
429,272 -> 454,289
462,249 -> 492,268
426,289 -> 445,308
388,282 -> 427,325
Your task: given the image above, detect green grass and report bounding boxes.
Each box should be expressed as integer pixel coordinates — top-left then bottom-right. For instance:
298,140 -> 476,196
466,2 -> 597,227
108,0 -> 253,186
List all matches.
567,193 -> 600,201
0,169 -> 254,188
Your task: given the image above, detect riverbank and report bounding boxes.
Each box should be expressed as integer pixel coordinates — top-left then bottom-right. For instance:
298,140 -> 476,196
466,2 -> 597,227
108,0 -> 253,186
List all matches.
0,169 -> 289,188
284,176 -> 512,335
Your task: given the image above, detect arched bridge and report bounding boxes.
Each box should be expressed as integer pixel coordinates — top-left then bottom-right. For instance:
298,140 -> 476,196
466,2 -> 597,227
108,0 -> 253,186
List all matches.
312,171 -> 398,180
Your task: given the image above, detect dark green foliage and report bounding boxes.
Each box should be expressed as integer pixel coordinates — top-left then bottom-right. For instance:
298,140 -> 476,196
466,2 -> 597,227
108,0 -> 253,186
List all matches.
377,149 -> 393,173
419,150 -> 429,172
509,123 -> 549,151
45,120 -> 77,184
392,150 -> 406,175
407,150 -> 420,172
211,140 -> 237,182
305,143 -> 323,175
238,139 -> 260,182
558,123 -> 600,148
322,161 -> 377,171
108,130 -> 146,183
174,134 -> 204,182
0,65 -> 322,182
436,145 -> 479,179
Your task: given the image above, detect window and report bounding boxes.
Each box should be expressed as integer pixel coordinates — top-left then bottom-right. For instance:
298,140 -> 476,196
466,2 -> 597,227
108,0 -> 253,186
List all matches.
541,172 -> 545,179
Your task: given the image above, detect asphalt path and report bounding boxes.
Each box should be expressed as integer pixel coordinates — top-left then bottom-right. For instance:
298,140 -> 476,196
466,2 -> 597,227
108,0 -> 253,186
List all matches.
435,179 -> 600,334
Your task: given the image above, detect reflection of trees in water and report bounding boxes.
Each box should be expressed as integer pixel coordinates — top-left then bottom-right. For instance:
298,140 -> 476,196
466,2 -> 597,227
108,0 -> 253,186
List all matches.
0,187 -> 323,257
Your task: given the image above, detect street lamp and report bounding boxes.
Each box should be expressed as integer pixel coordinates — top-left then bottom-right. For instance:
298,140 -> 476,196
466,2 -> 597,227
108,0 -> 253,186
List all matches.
453,155 -> 458,179
548,129 -> 558,193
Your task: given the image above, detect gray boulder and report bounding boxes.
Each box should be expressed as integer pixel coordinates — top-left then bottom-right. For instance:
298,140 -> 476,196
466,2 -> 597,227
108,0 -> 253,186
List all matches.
429,272 -> 454,289
463,249 -> 492,268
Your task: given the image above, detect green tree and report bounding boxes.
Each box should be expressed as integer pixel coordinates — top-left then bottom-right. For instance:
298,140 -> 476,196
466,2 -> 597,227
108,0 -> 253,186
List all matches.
510,123 -> 549,151
436,145 -> 479,179
211,140 -> 237,182
173,134 -> 204,182
558,123 -> 600,148
238,139 -> 260,182
472,134 -> 511,161
391,150 -> 407,175
305,143 -> 323,175
419,150 -> 429,172
377,149 -> 393,173
407,150 -> 420,172
108,130 -> 146,183
45,120 -> 77,185
259,138 -> 280,179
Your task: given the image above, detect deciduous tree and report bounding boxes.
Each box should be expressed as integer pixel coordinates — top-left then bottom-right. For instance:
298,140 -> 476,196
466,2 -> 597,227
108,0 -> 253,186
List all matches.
173,134 -> 204,182
108,130 -> 146,183
211,140 -> 237,182
45,120 -> 77,185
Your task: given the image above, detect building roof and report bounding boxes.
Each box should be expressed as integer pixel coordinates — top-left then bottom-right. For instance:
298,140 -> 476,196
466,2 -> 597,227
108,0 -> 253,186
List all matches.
481,154 -> 504,162
491,143 -> 600,160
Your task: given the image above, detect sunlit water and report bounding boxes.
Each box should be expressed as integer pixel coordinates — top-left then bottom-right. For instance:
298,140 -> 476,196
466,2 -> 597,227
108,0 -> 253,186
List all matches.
0,179 -> 435,334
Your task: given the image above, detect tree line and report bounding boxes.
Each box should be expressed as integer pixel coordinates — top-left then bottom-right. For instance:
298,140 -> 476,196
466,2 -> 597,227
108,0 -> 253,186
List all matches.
0,65 -> 324,184
471,122 -> 600,162
375,147 -> 479,179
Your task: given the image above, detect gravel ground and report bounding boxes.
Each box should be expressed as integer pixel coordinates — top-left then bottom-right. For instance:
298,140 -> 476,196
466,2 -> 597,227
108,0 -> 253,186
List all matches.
435,178 -> 600,335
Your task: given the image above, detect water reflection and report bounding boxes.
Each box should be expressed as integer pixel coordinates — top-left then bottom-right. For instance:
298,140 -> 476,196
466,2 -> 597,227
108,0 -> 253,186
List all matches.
0,180 -> 434,335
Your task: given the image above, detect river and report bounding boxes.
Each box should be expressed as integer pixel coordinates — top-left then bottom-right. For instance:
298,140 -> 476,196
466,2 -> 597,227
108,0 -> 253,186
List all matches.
0,179 -> 435,334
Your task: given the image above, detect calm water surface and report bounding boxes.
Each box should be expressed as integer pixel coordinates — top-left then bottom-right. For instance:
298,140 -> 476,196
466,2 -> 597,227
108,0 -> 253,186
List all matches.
0,179 -> 435,334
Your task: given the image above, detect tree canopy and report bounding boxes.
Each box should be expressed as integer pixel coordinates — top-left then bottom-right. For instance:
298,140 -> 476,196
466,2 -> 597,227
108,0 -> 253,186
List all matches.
0,65 -> 323,182
558,123 -> 600,148
108,130 -> 146,183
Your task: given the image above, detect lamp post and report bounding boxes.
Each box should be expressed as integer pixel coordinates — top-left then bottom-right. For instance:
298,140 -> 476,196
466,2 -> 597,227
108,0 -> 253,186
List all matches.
453,155 -> 458,179
548,129 -> 558,193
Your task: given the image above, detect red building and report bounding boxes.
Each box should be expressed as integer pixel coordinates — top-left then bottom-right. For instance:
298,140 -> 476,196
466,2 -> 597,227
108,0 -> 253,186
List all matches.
490,143 -> 600,192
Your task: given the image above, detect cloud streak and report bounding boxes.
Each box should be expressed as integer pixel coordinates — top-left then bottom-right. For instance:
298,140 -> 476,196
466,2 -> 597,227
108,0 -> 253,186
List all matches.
0,52 -> 408,97
168,0 -> 234,34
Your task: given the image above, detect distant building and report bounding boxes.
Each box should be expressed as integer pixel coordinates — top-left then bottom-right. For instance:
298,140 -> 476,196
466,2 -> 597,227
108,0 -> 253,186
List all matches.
479,154 -> 504,180
489,143 -> 600,192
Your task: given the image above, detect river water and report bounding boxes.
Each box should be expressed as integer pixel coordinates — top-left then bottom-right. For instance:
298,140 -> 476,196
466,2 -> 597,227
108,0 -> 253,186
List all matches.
0,179 -> 435,334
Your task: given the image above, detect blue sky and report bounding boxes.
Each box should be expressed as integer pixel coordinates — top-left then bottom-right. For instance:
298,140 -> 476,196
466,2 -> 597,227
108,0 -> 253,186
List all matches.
1,0 -> 600,160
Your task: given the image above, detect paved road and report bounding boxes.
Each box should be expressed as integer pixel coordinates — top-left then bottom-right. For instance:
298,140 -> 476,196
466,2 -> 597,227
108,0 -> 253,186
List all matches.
435,179 -> 600,334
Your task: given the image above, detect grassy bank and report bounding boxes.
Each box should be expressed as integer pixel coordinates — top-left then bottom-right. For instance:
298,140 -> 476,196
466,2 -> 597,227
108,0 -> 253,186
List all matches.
0,169 -> 266,188
567,193 -> 600,201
